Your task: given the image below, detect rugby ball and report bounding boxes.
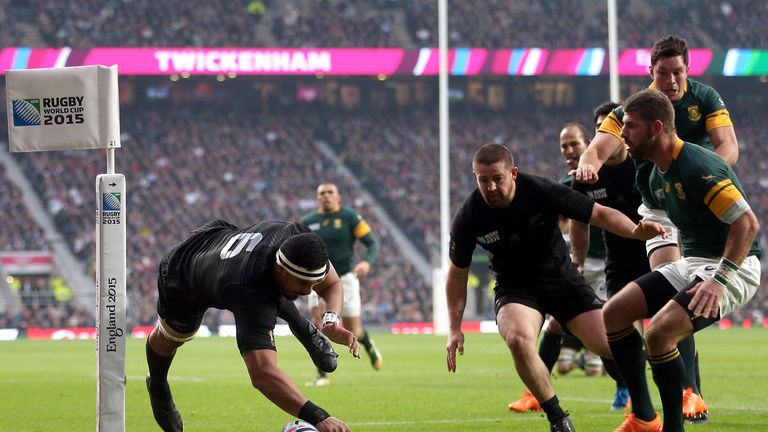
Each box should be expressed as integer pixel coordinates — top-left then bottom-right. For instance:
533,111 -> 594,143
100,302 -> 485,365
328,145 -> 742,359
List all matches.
281,420 -> 319,432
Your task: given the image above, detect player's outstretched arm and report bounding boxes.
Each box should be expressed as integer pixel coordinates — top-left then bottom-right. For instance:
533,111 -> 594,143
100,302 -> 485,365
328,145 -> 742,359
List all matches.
242,349 -> 349,431
571,131 -> 624,183
322,320 -> 360,359
446,263 -> 469,373
590,203 -> 666,241
312,264 -> 360,358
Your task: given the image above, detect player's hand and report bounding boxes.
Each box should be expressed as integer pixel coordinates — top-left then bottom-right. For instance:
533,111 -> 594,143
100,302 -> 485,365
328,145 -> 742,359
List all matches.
316,416 -> 351,432
352,261 -> 371,279
687,279 -> 724,319
321,323 -> 360,358
446,329 -> 465,373
569,164 -> 599,184
632,221 -> 667,240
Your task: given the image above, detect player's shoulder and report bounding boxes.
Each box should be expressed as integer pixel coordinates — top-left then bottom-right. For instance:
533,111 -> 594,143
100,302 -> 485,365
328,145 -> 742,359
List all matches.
300,210 -> 320,224
522,172 -> 560,191
339,205 -> 363,220
454,189 -> 484,222
676,141 -> 727,175
686,78 -> 724,104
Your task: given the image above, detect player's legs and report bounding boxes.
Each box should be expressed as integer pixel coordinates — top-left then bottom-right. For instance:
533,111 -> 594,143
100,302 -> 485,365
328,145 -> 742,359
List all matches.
147,256 -> 201,432
603,279 -> 660,423
147,320 -> 195,432
645,296 -> 696,432
509,316 -> 562,412
340,273 -> 382,370
556,332 -> 581,375
541,317 -> 566,374
497,302 -> 572,426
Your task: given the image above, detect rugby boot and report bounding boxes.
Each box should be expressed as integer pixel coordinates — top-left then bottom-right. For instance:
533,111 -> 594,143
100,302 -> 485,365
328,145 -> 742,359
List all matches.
683,387 -> 709,424
613,413 -> 662,432
367,341 -> 383,370
508,389 -> 542,412
550,413 -> 576,432
611,387 -> 631,411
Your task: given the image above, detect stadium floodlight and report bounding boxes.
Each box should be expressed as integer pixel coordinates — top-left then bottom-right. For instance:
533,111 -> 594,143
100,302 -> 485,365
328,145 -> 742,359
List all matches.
5,65 -> 125,432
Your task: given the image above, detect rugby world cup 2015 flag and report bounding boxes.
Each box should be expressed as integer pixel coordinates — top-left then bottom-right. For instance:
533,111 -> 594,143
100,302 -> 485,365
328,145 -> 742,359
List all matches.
5,65 -> 120,152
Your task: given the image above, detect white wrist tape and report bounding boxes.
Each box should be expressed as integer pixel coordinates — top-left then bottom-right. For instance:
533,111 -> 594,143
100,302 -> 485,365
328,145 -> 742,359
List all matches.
322,311 -> 339,327
712,257 -> 739,287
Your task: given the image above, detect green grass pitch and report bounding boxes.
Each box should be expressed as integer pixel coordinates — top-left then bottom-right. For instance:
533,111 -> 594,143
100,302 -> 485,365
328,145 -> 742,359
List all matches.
1,328 -> 767,431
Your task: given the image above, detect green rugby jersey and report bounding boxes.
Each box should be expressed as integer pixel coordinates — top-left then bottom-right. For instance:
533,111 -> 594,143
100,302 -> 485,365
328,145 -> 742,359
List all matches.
648,139 -> 760,258
560,174 -> 606,259
301,206 -> 378,275
598,78 -> 734,209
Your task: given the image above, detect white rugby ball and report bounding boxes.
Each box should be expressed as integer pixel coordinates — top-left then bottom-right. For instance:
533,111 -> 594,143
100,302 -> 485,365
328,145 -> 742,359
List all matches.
281,420 -> 319,432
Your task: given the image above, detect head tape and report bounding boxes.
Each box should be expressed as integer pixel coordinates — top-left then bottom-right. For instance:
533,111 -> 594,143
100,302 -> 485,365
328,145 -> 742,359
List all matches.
276,248 -> 328,282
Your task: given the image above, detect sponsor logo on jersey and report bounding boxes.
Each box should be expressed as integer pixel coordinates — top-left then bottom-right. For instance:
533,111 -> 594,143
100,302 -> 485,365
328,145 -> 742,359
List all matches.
476,231 -> 500,244
587,188 -> 608,200
687,105 -> 702,122
674,182 -> 686,200
333,218 -> 342,229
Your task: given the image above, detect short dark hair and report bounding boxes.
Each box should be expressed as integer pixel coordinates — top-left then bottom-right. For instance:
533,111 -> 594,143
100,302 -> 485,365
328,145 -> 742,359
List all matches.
562,122 -> 591,142
622,89 -> 676,133
651,35 -> 689,67
592,101 -> 620,126
473,143 -> 514,169
280,233 -> 329,271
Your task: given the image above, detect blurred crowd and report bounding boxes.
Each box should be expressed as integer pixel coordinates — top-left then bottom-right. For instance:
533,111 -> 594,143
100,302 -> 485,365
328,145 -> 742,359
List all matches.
1,0 -> 765,49
2,98 -> 767,330
1,0 -> 768,331
1,108 -> 433,330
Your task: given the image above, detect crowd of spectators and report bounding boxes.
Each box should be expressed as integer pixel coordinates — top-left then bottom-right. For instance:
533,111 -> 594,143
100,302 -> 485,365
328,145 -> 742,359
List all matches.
271,1 -> 399,48
0,163 -> 94,329
3,107 -> 433,329
4,96 -> 766,330
1,0 -> 766,49
0,164 -> 48,252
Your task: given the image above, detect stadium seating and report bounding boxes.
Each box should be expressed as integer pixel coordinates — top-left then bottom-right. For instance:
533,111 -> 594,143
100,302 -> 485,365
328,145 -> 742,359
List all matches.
2,1 -> 766,49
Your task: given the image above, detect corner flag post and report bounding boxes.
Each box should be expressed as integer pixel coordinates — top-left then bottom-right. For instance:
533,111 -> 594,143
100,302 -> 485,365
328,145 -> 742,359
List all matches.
5,65 -> 125,431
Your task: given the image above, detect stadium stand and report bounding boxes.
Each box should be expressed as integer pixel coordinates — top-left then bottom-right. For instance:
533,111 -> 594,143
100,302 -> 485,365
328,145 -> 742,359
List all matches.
1,1 -> 767,332
4,94 -> 765,329
3,107 -> 434,327
1,1 -> 765,49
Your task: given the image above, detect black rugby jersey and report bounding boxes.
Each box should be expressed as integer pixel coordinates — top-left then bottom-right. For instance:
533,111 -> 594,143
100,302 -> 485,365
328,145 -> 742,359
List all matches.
167,219 -> 311,310
571,158 -> 648,273
450,173 -> 593,279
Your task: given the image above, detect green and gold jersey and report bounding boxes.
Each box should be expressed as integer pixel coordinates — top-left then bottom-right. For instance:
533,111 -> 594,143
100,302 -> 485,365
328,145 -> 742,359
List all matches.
560,174 -> 606,259
301,206 -> 378,275
598,78 -> 733,209
648,139 -> 760,258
